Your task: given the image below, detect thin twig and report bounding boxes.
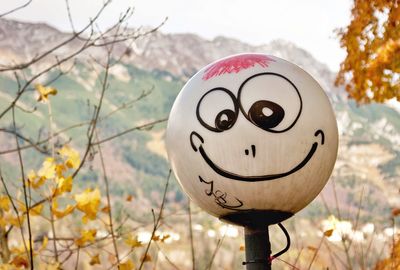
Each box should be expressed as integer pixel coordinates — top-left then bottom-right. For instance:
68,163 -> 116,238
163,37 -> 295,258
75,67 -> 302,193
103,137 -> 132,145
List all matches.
0,0 -> 111,73
331,178 -> 353,270
291,247 -> 303,269
347,187 -> 365,250
64,0 -> 76,33
154,242 -> 181,270
0,169 -> 27,262
95,129 -> 120,266
331,178 -> 342,220
0,95 -> 155,155
0,128 -> 49,154
188,200 -> 195,270
306,236 -> 324,270
138,170 -> 171,270
319,192 -> 333,217
12,106 -> 34,269
322,241 -> 342,270
206,233 -> 226,270
49,202 -> 59,263
47,98 -> 59,262
364,231 -> 376,265
71,45 -> 111,179
75,247 -> 80,270
0,0 -> 33,18
92,118 -> 167,145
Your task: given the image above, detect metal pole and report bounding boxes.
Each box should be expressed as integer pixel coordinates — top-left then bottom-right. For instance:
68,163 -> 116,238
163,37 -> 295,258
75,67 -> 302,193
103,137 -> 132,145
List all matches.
244,226 -> 271,270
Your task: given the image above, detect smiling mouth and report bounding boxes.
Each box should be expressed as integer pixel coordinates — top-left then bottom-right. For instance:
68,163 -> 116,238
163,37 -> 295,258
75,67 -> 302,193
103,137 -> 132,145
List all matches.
190,130 -> 325,182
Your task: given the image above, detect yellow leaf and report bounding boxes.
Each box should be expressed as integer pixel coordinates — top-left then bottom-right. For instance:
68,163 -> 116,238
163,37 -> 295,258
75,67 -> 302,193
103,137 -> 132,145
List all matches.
101,206 -> 110,214
17,201 -> 27,212
152,234 -> 160,241
307,246 -> 318,252
75,229 -> 97,247
55,176 -> 73,195
27,170 -> 46,189
38,158 -> 56,179
74,188 -> 100,223
10,241 -> 29,254
27,170 -> 36,181
82,215 -> 90,224
141,254 -> 152,262
119,259 -> 135,270
35,84 -> 57,102
58,145 -> 80,169
124,234 -> 142,248
324,229 -> 334,237
161,234 -> 170,243
29,203 -> 43,216
7,213 -> 24,227
89,254 -> 101,265
52,200 -> 75,219
11,255 -> 29,268
55,164 -> 66,177
126,195 -> 133,202
0,196 -> 10,211
39,236 -> 48,252
239,244 -> 245,251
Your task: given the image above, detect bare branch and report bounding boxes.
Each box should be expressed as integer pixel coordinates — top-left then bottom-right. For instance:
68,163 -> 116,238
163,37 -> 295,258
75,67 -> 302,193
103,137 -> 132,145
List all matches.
0,0 -> 33,18
0,128 -> 49,154
206,233 -> 226,270
138,170 -> 171,270
95,128 -> 120,265
64,0 -> 76,33
12,106 -> 34,268
0,169 -> 27,262
188,200 -> 195,270
0,88 -> 154,155
0,0 -> 111,72
155,242 -> 181,270
92,118 -> 167,146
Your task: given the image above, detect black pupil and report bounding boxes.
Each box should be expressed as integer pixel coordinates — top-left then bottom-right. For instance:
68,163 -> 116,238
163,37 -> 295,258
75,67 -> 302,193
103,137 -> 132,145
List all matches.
248,100 -> 285,130
215,109 -> 235,131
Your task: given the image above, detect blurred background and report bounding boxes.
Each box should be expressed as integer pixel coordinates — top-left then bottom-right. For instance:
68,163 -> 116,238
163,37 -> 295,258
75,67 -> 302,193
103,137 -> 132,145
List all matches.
0,0 -> 398,269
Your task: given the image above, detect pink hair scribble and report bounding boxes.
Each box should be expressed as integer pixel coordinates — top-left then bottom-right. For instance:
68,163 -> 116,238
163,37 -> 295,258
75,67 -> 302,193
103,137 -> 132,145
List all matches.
202,54 -> 275,80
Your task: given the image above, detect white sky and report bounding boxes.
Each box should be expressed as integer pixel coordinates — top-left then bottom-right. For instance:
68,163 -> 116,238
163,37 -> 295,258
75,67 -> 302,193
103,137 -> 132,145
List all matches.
2,0 -> 353,71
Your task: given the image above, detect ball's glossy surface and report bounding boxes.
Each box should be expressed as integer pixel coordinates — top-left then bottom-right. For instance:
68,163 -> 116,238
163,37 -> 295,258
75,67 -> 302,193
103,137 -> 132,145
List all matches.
166,54 -> 338,222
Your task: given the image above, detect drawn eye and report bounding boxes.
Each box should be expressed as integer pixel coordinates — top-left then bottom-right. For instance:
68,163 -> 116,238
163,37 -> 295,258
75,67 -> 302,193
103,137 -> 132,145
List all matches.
248,100 -> 285,129
238,73 -> 302,133
196,88 -> 239,132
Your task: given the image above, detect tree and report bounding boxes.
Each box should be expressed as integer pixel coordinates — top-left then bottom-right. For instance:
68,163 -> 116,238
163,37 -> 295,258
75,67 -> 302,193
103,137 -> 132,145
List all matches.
0,1 -> 170,269
336,0 -> 399,103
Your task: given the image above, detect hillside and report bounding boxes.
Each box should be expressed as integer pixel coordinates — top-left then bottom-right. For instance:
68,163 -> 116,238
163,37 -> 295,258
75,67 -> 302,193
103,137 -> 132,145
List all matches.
0,17 -> 399,227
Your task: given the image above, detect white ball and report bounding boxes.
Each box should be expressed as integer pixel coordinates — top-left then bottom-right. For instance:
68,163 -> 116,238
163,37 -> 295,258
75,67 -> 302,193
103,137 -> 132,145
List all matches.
166,54 -> 338,226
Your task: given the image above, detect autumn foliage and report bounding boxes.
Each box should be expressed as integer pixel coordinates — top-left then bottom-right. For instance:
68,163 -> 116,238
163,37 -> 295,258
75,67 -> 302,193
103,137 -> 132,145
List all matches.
374,239 -> 400,270
0,1 -> 168,267
336,0 -> 400,103
0,90 -> 156,269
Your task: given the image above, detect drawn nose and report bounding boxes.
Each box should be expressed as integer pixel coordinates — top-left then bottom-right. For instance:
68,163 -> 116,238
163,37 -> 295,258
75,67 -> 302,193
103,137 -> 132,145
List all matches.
244,145 -> 256,157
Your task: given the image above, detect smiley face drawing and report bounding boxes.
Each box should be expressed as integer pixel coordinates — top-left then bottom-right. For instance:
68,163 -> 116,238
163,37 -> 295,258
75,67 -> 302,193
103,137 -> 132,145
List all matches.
166,54 -> 338,225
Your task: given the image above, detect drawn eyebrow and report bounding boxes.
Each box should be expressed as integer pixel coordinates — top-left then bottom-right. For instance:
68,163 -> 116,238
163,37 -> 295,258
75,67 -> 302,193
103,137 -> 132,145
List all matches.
202,54 -> 275,80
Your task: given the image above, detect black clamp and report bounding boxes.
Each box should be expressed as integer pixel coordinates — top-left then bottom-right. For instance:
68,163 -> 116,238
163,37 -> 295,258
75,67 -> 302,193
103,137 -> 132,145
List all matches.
242,259 -> 269,266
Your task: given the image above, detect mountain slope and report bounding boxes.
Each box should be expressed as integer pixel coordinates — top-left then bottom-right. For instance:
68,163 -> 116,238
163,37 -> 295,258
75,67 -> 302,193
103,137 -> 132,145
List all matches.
0,18 -> 399,225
